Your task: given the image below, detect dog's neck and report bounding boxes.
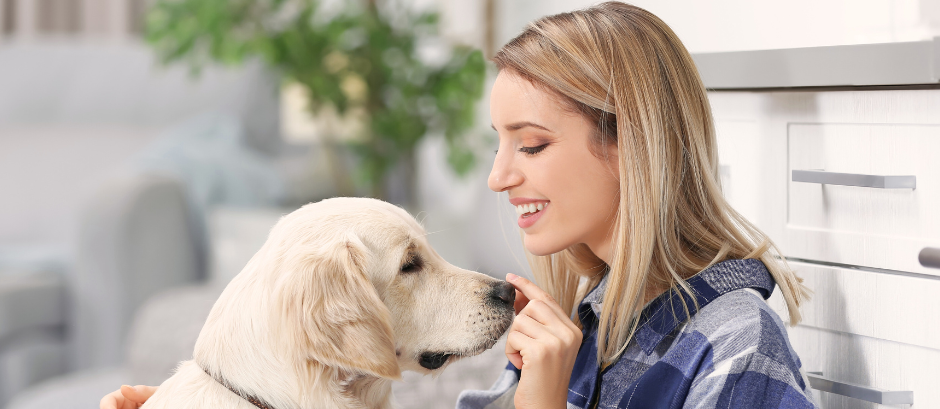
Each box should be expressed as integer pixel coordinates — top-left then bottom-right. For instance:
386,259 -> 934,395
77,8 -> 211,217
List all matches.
199,365 -> 393,409
195,320 -> 395,409
202,366 -> 276,409
197,357 -> 394,409
192,268 -> 397,408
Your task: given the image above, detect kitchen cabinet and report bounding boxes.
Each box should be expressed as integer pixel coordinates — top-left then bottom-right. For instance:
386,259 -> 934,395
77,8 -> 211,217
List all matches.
766,261 -> 940,408
713,90 -> 940,277
702,39 -> 940,407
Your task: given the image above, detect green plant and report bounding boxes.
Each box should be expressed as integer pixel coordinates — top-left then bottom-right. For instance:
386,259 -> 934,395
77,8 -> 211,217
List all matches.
145,0 -> 486,204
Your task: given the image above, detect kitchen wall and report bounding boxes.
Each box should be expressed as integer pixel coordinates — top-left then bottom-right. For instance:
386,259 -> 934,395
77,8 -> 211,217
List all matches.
487,0 -> 940,53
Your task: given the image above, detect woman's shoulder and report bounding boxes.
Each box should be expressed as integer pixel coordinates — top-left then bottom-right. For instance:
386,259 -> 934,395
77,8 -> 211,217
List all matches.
683,287 -> 798,364
677,289 -> 818,408
684,288 -> 787,343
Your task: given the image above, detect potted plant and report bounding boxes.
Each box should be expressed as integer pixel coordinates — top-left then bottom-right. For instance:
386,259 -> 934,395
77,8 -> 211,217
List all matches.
145,0 -> 486,207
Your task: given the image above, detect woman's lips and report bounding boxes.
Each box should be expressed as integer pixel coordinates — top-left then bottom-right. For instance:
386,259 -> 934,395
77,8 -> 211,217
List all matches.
517,202 -> 547,229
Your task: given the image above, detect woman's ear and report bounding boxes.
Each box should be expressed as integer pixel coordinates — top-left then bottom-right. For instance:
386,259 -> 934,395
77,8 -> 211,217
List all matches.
289,237 -> 401,380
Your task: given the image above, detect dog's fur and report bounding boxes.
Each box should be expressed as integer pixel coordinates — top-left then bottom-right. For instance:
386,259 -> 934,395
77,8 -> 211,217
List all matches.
140,198 -> 516,409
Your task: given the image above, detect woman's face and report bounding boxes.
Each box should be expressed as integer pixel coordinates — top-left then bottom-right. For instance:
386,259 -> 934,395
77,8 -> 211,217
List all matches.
488,71 -> 621,262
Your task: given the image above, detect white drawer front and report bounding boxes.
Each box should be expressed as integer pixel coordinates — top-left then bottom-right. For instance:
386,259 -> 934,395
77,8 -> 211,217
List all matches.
785,325 -> 940,409
712,90 -> 940,275
767,261 -> 940,407
785,123 -> 940,275
768,261 -> 940,350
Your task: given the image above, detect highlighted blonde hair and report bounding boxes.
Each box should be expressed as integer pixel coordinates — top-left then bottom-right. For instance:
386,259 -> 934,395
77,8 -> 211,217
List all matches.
493,2 -> 810,365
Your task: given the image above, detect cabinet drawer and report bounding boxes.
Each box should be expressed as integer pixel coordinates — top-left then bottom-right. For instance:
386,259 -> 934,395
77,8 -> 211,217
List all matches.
785,325 -> 939,409
768,261 -> 940,407
768,261 -> 940,350
712,90 -> 940,275
785,123 -> 940,275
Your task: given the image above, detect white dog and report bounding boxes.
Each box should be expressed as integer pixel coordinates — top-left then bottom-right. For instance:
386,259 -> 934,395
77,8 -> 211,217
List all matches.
140,197 -> 516,409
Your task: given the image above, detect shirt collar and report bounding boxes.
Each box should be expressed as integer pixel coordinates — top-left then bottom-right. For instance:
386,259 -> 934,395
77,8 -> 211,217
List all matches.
582,272 -> 608,317
577,258 -> 776,355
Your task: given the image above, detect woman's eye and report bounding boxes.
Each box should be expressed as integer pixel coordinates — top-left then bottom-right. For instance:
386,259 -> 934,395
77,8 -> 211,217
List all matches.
518,144 -> 548,155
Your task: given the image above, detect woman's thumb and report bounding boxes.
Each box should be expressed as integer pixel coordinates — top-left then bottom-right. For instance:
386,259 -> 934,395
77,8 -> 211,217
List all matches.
121,385 -> 156,403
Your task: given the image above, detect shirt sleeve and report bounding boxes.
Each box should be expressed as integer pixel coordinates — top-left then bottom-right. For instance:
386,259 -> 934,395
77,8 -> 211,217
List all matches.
455,362 -> 520,409
682,308 -> 819,409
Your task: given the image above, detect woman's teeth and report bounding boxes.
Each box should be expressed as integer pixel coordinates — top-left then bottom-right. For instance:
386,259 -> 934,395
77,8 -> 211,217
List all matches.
515,202 -> 547,216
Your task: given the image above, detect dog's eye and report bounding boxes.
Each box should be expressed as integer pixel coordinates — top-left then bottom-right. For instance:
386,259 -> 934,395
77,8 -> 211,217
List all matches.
400,256 -> 423,274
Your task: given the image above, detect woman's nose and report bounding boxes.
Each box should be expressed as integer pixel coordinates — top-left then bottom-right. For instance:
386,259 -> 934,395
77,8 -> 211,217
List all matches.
488,148 -> 523,192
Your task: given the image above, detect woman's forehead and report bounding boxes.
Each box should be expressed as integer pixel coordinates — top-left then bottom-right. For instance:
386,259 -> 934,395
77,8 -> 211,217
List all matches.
490,72 -> 570,130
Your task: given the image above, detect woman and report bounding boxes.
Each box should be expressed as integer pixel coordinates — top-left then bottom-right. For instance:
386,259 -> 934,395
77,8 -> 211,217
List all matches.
103,3 -> 817,408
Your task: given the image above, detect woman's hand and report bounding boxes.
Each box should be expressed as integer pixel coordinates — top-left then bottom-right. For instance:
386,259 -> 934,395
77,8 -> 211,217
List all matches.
505,273 -> 583,409
99,385 -> 157,409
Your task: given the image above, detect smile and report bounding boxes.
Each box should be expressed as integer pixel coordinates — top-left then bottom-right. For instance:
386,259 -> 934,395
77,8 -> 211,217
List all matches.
515,201 -> 549,217
515,201 -> 548,229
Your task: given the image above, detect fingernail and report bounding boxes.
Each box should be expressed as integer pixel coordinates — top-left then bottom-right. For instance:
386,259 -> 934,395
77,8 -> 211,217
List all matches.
506,273 -> 518,281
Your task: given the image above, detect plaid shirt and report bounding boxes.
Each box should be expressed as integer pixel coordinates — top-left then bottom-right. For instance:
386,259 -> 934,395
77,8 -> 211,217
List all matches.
457,259 -> 819,409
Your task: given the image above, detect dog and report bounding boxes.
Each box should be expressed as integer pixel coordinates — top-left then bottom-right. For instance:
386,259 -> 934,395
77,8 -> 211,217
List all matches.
140,197 -> 516,409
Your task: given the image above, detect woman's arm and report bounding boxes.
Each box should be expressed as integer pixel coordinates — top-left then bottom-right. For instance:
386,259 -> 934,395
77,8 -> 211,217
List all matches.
505,273 -> 582,409
99,385 -> 157,409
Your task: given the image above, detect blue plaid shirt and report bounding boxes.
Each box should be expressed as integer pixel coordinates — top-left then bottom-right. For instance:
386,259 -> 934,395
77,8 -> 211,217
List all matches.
457,259 -> 819,409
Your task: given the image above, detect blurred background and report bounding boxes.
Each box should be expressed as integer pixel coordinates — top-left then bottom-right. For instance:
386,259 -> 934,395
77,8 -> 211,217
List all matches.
0,0 -> 938,408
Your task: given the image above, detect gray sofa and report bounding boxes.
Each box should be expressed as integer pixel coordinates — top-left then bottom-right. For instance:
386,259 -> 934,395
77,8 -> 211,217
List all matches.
0,172 -> 204,407
6,283 -> 223,409
0,40 -> 286,406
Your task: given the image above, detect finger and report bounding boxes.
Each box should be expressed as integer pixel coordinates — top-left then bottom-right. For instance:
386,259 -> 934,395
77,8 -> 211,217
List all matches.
506,274 -> 567,317
99,389 -> 132,409
505,329 -> 532,369
513,288 -> 529,315
99,391 -> 118,409
518,296 -> 576,331
511,312 -> 556,341
518,299 -> 584,343
122,385 -> 157,404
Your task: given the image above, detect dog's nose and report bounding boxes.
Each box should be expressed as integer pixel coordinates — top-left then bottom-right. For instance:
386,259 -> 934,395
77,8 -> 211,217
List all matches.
489,281 -> 516,306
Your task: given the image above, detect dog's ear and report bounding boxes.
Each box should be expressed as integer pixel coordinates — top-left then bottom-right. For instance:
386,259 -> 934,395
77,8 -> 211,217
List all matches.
292,237 -> 401,380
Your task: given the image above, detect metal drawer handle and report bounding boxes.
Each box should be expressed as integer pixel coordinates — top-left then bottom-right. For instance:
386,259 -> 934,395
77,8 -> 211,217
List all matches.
792,169 -> 916,189
920,247 -> 940,269
806,373 -> 913,405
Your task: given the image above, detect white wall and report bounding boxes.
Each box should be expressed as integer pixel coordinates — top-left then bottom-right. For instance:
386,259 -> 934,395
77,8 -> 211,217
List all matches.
487,0 -> 940,53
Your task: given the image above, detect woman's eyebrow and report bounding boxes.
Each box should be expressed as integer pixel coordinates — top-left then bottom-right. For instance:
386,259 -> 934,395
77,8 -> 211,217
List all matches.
491,121 -> 554,132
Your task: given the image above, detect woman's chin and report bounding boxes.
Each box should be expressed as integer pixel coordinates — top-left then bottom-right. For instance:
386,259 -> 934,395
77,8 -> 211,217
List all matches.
523,237 -> 570,257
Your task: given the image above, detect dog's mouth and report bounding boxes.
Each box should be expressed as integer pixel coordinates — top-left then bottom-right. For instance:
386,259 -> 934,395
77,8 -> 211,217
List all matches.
415,301 -> 516,371
417,326 -> 509,371
417,344 -> 489,370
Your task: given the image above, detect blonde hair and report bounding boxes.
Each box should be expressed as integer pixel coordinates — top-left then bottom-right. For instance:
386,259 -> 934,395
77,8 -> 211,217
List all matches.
493,2 -> 810,366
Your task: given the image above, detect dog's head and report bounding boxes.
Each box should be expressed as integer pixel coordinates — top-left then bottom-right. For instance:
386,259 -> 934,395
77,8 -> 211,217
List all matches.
247,197 -> 515,380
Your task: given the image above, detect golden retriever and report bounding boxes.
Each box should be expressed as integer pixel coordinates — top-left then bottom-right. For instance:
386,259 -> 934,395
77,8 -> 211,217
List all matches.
139,197 -> 516,409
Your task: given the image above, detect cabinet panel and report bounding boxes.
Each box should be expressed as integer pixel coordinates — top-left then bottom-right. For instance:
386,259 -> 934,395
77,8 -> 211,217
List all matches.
783,325 -> 940,409
711,88 -> 940,407
785,123 -> 940,274
712,92 -> 782,234
767,261 -> 940,407
768,261 -> 940,350
711,89 -> 940,275
715,120 -> 765,226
